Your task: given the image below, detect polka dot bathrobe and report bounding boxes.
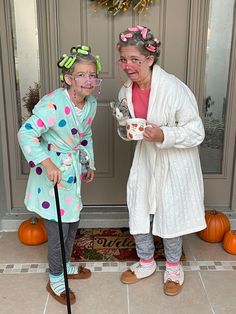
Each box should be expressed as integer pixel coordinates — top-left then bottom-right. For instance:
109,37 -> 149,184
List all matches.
18,88 -> 97,222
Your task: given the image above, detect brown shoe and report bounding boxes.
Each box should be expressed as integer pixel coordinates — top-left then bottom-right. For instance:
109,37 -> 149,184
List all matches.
121,262 -> 156,284
163,264 -> 184,296
46,281 -> 76,305
120,269 -> 140,284
67,266 -> 91,279
164,280 -> 183,296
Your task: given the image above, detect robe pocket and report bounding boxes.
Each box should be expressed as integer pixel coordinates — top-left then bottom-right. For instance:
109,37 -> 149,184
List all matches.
59,165 -> 76,191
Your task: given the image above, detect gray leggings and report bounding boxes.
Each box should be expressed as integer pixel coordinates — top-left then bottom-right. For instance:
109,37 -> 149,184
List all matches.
44,219 -> 80,276
133,232 -> 182,263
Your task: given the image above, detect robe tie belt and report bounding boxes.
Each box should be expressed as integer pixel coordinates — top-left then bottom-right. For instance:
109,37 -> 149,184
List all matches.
51,145 -> 90,197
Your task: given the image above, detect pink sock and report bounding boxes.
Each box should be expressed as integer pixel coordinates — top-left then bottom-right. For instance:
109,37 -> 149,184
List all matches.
166,261 -> 180,267
166,261 -> 180,276
140,257 -> 154,266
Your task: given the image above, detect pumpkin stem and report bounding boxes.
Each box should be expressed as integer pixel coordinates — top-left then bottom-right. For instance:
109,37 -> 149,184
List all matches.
31,217 -> 38,224
210,209 -> 217,215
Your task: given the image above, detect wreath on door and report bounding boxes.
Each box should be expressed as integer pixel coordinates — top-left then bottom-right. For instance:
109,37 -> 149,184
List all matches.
89,0 -> 159,16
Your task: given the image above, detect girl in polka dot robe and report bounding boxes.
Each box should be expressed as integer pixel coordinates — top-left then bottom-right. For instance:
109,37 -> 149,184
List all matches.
18,45 -> 102,304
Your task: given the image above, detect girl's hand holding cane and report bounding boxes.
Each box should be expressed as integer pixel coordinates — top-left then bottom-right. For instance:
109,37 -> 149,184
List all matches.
41,158 -> 62,185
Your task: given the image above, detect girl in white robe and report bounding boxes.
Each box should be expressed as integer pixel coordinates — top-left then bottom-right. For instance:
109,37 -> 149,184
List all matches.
116,25 -> 206,296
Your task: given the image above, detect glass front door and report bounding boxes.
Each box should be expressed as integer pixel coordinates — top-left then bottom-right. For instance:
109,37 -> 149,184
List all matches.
200,0 -> 235,174
200,0 -> 236,209
10,0 -> 40,174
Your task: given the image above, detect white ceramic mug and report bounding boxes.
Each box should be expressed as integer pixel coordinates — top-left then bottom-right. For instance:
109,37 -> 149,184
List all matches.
126,118 -> 147,140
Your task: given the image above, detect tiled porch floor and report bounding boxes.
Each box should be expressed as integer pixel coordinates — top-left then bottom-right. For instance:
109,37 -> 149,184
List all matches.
1,231 -> 236,314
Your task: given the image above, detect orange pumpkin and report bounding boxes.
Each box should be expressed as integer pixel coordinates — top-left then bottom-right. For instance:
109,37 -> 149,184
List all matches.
223,230 -> 236,254
18,217 -> 48,245
198,210 -> 230,243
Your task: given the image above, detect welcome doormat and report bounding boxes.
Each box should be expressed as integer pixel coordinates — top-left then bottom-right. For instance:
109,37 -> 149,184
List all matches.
71,228 -> 186,262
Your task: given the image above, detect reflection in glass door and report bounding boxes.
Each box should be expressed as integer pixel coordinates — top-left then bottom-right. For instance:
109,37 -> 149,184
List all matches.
10,0 -> 40,174
200,0 -> 235,174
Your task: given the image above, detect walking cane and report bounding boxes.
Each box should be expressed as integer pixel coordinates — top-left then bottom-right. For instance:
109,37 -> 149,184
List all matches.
54,184 -> 72,314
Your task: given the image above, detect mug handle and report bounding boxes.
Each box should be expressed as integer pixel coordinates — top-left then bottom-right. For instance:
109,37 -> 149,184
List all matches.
144,124 -> 153,129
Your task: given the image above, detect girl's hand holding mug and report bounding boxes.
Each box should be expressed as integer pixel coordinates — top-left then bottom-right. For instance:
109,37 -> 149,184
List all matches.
126,119 -> 164,142
143,123 -> 164,143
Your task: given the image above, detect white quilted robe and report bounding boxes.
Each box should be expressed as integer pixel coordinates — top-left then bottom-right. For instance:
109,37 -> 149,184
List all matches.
119,65 -> 206,238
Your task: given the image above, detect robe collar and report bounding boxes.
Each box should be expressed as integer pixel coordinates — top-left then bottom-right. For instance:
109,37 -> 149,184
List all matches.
124,64 -> 161,120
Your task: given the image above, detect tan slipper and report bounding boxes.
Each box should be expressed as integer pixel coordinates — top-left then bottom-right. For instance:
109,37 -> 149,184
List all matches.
121,261 -> 157,284
120,269 -> 140,284
163,264 -> 184,296
67,266 -> 92,279
46,281 -> 76,305
164,280 -> 183,296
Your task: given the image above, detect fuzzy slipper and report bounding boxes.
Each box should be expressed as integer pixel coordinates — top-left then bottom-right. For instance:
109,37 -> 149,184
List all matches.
46,281 -> 76,305
120,262 -> 157,284
67,266 -> 91,280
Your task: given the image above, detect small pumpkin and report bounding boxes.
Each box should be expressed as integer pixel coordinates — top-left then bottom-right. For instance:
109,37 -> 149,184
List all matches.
198,209 -> 230,243
18,217 -> 48,245
223,230 -> 236,254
